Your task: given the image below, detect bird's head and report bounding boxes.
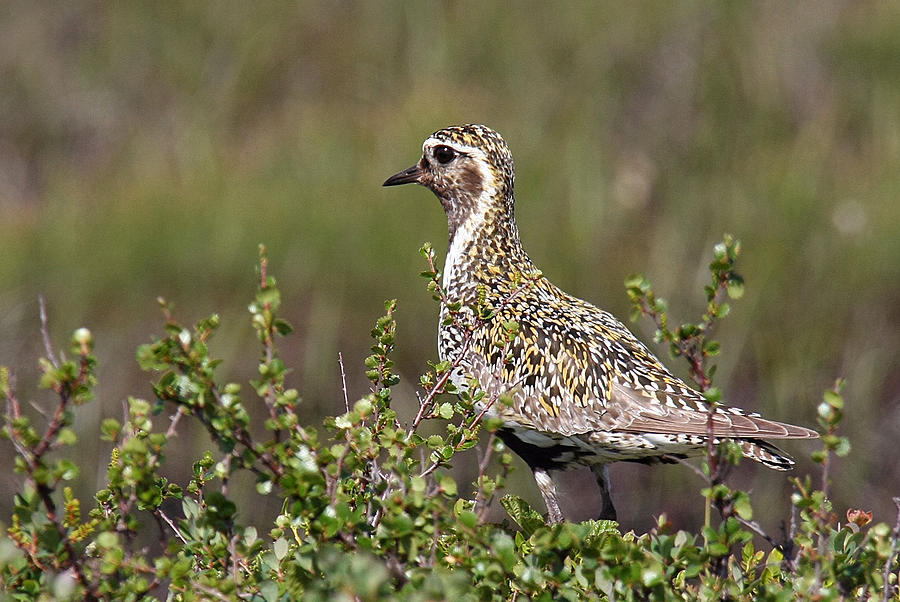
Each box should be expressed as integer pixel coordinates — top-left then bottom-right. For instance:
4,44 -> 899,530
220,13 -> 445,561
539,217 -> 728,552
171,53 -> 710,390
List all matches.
384,124 -> 516,239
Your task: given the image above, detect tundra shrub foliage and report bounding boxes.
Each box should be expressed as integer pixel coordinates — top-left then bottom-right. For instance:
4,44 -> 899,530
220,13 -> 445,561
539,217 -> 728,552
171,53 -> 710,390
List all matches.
1,242 -> 898,600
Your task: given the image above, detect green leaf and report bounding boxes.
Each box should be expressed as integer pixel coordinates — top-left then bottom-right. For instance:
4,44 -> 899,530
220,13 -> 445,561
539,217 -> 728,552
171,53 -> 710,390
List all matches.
703,340 -> 721,357
182,497 -> 200,521
57,428 -> 77,446
500,495 -> 546,536
642,567 -> 663,587
823,389 -> 844,410
703,387 -> 722,404
734,495 -> 753,520
713,242 -> 727,261
726,279 -> 744,299
259,580 -> 279,602
439,475 -> 457,497
834,437 -> 851,457
273,319 -> 293,335
273,537 -> 289,560
678,323 -> 698,337
457,509 -> 478,529
624,274 -> 648,290
96,531 -> 118,549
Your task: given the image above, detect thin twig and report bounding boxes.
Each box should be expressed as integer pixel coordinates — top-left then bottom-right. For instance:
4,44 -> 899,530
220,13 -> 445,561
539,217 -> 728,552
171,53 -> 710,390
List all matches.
660,454 -> 707,480
154,508 -> 189,545
28,399 -> 49,419
189,582 -> 232,602
780,508 -> 798,572
408,263 -> 539,439
258,249 -> 268,288
229,533 -> 241,588
339,352 -> 350,413
38,296 -> 59,368
5,372 -> 20,419
815,428 -> 834,591
735,516 -> 782,551
430,510 -> 440,566
406,335 -> 473,438
418,392 -> 500,479
165,405 -> 187,438
472,431 -> 497,516
33,380 -> 77,460
328,446 -> 349,503
882,497 -> 900,602
474,432 -> 510,523
35,482 -> 99,599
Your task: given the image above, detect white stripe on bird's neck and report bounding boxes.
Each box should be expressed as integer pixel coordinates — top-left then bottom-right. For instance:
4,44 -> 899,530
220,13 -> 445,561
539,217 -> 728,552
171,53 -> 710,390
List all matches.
443,202 -> 487,293
440,153 -> 502,292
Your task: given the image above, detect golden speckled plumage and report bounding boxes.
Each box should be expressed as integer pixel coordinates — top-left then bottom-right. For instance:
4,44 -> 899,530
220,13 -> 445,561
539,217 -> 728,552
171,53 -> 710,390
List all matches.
384,124 -> 817,522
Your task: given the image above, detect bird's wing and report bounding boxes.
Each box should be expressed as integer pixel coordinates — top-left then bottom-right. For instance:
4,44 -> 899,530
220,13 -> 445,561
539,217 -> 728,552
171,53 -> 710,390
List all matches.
464,300 -> 817,440
603,380 -> 818,439
586,321 -> 818,439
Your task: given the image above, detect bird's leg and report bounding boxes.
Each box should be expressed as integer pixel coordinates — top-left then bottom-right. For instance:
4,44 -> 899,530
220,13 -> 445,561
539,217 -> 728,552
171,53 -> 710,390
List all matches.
591,464 -> 617,521
532,467 -> 565,524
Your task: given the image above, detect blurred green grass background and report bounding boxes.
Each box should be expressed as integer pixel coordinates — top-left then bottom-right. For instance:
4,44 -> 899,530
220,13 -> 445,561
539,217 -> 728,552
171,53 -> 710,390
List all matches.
1,2 -> 898,533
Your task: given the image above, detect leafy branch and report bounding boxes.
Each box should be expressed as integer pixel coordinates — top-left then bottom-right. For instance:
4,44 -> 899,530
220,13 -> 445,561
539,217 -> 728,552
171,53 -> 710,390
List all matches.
626,235 -> 746,537
0,243 -> 895,600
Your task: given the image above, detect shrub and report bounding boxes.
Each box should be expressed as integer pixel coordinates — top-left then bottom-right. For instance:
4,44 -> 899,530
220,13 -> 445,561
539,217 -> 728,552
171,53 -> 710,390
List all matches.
1,241 -> 898,600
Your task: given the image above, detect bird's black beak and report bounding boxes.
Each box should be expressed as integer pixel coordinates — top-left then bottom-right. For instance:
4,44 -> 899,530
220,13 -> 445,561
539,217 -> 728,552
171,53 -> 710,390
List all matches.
383,161 -> 424,187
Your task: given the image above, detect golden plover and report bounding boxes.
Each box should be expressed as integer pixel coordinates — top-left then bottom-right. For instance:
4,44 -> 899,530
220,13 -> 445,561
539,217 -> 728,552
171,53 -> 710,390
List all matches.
384,124 -> 817,523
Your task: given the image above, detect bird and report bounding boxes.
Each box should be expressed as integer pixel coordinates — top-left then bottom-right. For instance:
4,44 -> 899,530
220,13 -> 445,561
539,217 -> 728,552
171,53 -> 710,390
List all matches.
383,124 -> 818,523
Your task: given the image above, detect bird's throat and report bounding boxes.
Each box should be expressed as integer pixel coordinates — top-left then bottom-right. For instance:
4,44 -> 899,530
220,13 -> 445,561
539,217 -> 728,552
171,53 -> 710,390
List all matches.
442,200 -> 531,302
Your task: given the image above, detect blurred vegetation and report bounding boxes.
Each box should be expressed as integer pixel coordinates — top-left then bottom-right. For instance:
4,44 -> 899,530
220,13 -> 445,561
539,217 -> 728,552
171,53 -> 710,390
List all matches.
1,1 -> 899,535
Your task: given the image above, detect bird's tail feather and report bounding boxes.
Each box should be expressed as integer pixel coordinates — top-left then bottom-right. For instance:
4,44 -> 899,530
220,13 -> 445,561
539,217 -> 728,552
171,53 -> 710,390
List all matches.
740,438 -> 795,471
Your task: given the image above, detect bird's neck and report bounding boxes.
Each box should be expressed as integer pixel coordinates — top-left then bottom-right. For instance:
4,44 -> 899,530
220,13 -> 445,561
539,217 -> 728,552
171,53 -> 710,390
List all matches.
442,195 -> 536,302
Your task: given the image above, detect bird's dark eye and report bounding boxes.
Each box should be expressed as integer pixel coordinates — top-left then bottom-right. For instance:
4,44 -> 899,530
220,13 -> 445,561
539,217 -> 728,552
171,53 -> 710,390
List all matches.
433,145 -> 457,164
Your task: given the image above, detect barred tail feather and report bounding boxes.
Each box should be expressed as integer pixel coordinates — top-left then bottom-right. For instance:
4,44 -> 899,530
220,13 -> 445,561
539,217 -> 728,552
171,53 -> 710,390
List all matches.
740,439 -> 795,471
